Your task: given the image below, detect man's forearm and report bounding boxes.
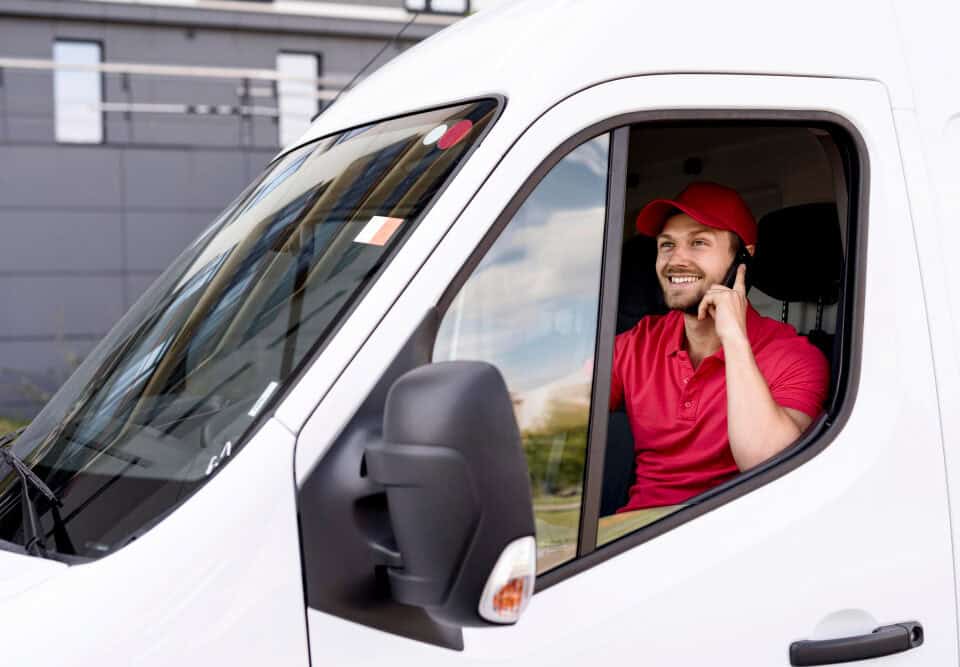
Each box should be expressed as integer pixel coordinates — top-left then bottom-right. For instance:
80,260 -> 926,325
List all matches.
722,336 -> 801,470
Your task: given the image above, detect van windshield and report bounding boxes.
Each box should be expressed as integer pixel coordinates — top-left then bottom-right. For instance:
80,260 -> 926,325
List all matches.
0,99 -> 498,559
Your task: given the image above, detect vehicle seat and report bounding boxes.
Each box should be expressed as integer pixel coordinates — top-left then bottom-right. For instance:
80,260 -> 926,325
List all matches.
751,203 -> 843,360
616,233 -> 667,334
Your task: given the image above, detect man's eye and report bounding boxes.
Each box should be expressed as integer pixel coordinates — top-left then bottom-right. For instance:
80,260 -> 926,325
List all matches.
692,239 -> 708,246
659,242 -> 674,250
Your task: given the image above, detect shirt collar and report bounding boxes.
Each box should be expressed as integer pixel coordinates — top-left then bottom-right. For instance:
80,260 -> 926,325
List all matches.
665,304 -> 763,361
665,310 -> 686,357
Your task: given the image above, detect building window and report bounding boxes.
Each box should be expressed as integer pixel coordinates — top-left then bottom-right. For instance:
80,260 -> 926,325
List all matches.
404,0 -> 471,13
276,52 -> 320,148
53,40 -> 103,144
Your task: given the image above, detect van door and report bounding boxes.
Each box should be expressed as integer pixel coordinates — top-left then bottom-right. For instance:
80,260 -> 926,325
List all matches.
297,74 -> 956,664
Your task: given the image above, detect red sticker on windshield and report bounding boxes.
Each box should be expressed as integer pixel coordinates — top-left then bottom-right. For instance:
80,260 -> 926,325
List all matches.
354,216 -> 404,246
437,119 -> 474,150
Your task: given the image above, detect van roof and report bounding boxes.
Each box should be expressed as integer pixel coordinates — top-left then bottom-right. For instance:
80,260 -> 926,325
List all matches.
300,0 -> 914,147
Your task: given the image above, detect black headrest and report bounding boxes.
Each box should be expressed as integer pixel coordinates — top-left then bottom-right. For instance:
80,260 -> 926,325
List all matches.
751,203 -> 843,305
617,234 -> 668,333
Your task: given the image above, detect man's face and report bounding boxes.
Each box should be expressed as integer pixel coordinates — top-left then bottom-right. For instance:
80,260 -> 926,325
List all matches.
655,213 -> 738,312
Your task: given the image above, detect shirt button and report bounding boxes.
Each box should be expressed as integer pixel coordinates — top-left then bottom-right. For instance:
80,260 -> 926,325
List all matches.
684,401 -> 692,408
683,378 -> 689,384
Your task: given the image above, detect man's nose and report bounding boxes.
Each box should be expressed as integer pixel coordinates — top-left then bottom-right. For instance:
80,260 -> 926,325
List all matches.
666,245 -> 694,267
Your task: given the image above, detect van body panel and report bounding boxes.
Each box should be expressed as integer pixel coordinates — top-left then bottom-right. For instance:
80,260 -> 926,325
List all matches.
0,419 -> 309,666
0,549 -> 66,600
892,4 -> 960,647
894,109 -> 960,654
295,0 -> 913,155
300,73 -> 957,662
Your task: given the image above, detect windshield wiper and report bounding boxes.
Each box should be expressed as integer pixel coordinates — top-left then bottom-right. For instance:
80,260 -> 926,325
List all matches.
0,427 -> 63,557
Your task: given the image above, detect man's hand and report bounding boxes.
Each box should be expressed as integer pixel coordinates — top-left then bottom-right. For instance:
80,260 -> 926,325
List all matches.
697,263 -> 749,344
710,263 -> 818,470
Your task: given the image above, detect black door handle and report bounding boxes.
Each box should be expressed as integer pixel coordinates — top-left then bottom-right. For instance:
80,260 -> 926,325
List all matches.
790,621 -> 923,666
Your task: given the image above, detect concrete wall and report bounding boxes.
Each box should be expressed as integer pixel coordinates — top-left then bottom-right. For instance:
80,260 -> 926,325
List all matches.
0,0 -> 449,417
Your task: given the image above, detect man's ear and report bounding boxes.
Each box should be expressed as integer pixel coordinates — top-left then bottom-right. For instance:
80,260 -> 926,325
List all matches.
746,244 -> 756,257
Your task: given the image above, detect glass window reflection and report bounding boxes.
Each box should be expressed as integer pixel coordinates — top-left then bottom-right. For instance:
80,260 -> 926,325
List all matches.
434,134 -> 609,573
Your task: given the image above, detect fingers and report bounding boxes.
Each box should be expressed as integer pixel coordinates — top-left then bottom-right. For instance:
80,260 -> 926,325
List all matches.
698,283 -> 744,321
733,263 -> 747,296
698,292 -> 715,321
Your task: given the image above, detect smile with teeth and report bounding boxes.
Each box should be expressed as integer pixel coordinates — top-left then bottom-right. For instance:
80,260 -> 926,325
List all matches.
668,275 -> 702,285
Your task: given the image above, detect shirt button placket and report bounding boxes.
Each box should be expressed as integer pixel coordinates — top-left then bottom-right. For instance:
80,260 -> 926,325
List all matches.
677,355 -> 696,419
680,372 -> 697,417
681,378 -> 693,414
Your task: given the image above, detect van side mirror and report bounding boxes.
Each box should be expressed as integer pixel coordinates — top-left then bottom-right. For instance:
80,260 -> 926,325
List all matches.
365,361 -> 536,627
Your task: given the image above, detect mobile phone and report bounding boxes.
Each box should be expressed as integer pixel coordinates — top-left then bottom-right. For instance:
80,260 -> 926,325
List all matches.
684,244 -> 753,317
722,245 -> 752,290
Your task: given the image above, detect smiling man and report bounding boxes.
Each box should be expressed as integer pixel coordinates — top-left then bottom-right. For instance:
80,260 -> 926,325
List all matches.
610,182 -> 829,512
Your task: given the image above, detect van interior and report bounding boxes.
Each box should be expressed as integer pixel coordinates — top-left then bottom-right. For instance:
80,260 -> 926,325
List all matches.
600,122 -> 853,528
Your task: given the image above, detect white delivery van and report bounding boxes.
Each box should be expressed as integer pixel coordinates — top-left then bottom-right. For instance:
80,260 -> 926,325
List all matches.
1,0 -> 958,664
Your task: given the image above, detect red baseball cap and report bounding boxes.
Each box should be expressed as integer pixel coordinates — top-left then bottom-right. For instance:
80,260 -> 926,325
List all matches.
635,182 -> 757,246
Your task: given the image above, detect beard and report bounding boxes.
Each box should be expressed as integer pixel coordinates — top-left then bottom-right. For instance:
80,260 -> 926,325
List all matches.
664,283 -> 710,316
659,264 -> 715,316
660,252 -> 742,316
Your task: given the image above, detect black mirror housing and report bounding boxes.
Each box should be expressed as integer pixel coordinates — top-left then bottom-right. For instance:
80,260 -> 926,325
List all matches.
365,361 -> 535,627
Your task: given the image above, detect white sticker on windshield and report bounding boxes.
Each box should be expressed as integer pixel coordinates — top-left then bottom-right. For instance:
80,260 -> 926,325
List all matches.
354,216 -> 404,246
248,381 -> 280,418
423,124 -> 448,146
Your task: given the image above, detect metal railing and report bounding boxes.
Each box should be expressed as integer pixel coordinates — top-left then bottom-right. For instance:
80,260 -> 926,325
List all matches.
0,57 -> 347,144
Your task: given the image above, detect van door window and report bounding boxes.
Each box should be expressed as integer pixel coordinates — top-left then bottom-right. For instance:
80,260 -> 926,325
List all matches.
596,121 -> 852,547
433,134 -> 610,572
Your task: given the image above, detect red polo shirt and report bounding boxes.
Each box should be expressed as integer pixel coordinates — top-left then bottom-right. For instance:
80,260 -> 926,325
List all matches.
610,306 -> 829,512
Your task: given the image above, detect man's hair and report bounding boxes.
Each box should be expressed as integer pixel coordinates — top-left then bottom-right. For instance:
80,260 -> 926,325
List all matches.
725,230 -> 742,258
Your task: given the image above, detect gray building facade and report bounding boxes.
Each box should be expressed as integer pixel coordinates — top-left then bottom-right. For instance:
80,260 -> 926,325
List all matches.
0,0 -> 455,419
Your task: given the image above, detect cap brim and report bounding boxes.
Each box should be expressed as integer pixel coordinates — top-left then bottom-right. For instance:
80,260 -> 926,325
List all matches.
635,199 -> 686,237
635,198 -> 734,239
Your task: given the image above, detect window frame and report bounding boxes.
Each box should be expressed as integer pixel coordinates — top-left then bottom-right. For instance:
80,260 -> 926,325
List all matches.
434,109 -> 867,593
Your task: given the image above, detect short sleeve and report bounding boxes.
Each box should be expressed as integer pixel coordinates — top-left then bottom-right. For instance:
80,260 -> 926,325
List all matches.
766,340 -> 830,419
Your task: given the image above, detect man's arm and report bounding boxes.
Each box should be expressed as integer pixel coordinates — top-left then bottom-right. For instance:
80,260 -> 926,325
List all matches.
698,265 -> 816,471
719,336 -> 812,470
